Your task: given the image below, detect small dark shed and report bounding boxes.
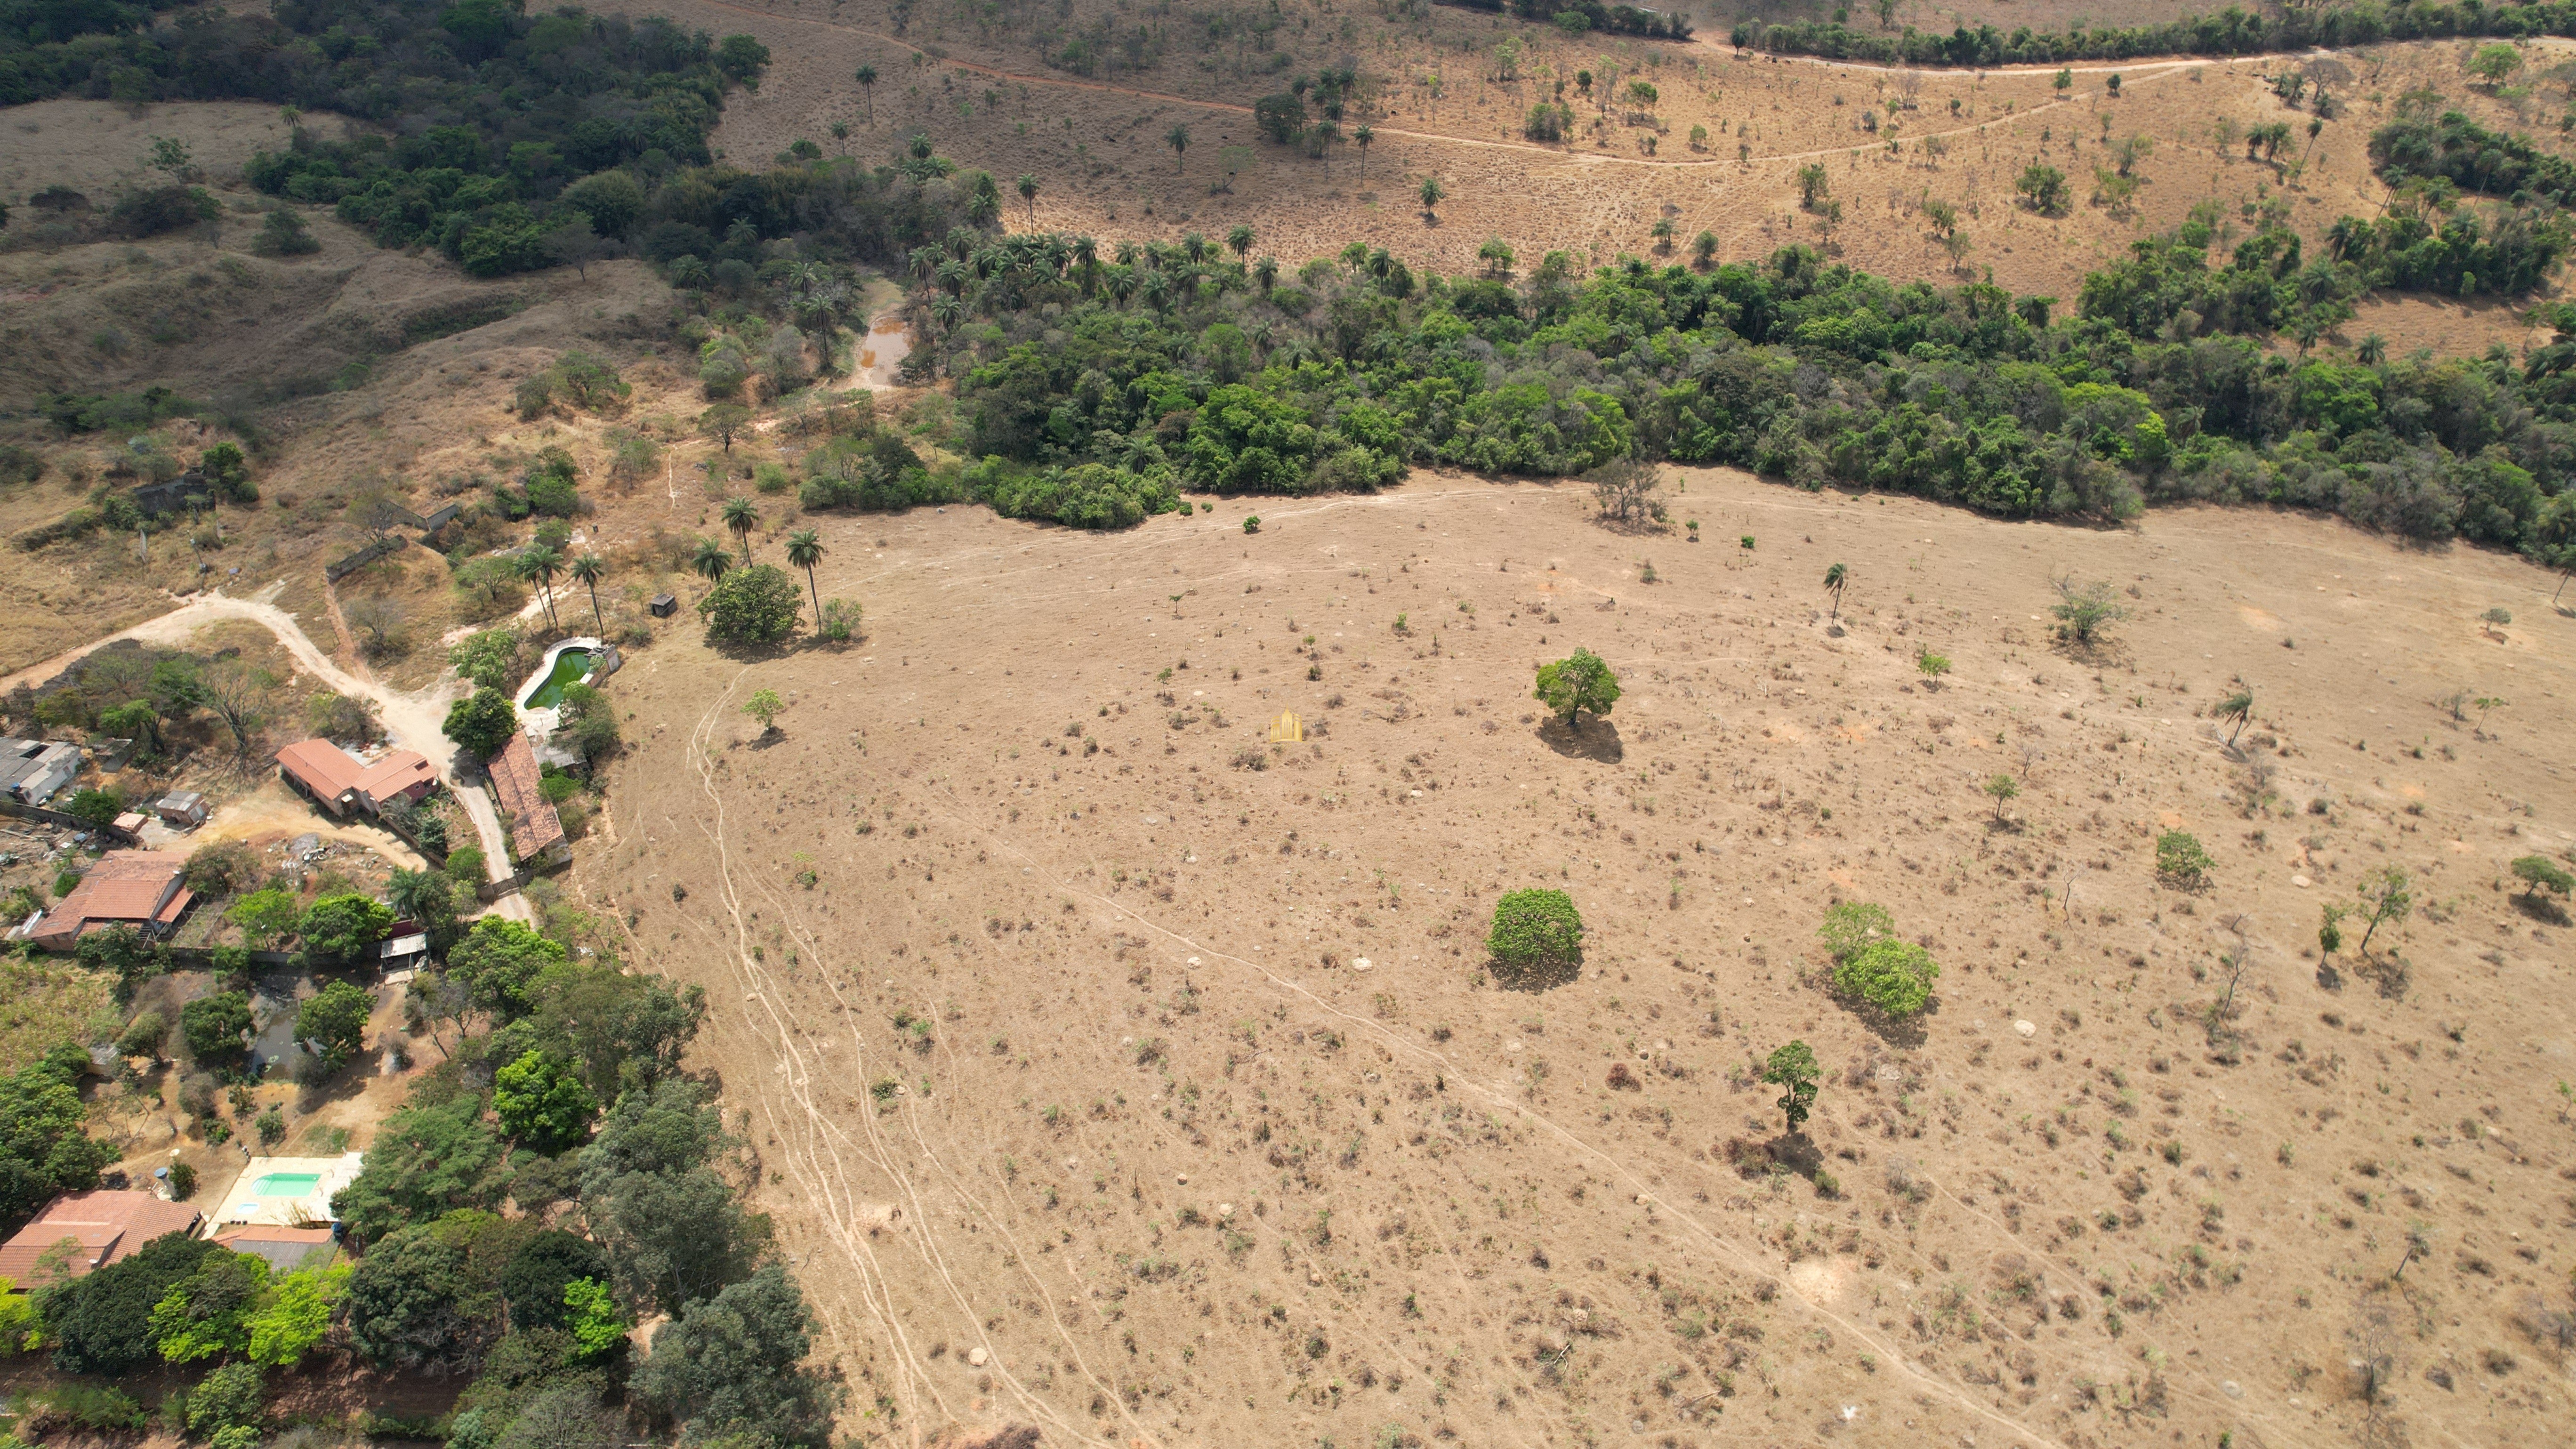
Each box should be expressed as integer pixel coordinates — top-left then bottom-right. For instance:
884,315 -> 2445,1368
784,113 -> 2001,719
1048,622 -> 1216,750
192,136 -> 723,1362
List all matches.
648,593 -> 677,618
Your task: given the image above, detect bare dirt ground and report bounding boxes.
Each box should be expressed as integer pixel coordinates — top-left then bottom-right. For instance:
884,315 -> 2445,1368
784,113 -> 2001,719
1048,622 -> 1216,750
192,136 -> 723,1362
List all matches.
579,467 -> 2573,1449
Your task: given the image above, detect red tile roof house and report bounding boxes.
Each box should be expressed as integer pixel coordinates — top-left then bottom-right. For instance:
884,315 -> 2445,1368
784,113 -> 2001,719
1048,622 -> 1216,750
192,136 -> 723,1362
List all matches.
0,1190 -> 203,1287
24,850 -> 192,951
274,739 -> 437,819
485,734 -> 568,866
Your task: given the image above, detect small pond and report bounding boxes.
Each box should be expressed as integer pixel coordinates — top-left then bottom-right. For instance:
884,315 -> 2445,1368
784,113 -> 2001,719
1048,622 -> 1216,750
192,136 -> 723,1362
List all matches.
522,647 -> 594,709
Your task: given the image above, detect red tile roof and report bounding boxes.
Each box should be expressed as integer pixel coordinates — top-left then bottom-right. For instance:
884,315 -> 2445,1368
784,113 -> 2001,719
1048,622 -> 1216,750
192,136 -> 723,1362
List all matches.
275,738 -> 365,804
354,750 -> 435,803
29,852 -> 187,950
0,1190 -> 202,1285
485,734 -> 564,861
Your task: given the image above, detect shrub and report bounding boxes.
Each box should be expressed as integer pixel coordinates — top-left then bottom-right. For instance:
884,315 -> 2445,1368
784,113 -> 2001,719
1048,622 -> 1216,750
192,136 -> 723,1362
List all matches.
2049,573 -> 2128,645
187,1361 -> 265,1437
699,564 -> 802,645
1486,888 -> 1583,984
1832,939 -> 1939,1018
2155,829 -> 2214,888
817,598 -> 861,643
116,1010 -> 168,1060
1915,649 -> 1951,684
1816,901 -> 1894,964
444,846 -> 487,886
166,1161 -> 197,1199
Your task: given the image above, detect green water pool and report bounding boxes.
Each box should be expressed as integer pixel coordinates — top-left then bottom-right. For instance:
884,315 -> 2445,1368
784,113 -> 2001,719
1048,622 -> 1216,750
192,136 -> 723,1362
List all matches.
250,1172 -> 321,1196
521,648 -> 594,709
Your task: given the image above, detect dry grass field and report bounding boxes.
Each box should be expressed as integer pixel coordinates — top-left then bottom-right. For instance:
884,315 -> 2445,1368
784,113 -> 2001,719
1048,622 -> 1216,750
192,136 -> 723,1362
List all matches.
576,467 -> 2573,1449
6,8 -> 2576,1447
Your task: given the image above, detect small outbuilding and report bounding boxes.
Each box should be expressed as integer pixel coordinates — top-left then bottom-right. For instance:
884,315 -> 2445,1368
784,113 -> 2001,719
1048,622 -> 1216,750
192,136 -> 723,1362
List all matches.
156,790 -> 209,827
648,592 -> 677,618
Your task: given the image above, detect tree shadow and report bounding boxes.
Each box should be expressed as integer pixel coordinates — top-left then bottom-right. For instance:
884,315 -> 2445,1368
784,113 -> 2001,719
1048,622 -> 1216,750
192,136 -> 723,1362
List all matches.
1536,716 -> 1622,763
2512,894 -> 2571,927
1489,955 -> 1579,993
1851,1001 -> 1931,1051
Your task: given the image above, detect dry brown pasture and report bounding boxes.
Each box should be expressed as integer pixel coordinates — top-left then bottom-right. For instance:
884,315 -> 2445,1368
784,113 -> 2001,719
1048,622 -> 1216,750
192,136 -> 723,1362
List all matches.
578,467 -> 2574,1449
624,0 -> 2567,354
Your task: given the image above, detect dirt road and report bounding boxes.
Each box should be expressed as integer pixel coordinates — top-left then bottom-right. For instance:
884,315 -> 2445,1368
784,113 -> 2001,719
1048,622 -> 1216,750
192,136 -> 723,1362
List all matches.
9,585 -> 531,920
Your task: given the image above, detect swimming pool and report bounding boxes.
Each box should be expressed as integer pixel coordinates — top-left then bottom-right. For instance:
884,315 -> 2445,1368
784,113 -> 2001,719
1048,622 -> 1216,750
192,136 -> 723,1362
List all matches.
520,647 -> 594,709
250,1172 -> 321,1196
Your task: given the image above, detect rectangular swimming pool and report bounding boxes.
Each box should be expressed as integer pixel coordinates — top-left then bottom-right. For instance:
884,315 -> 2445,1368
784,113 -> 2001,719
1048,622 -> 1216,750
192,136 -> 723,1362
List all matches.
250,1172 -> 322,1196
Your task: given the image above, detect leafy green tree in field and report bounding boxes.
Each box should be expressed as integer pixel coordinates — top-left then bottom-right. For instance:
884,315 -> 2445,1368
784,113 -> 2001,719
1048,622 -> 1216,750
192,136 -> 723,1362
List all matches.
2016,163 -> 2070,215
449,629 -> 522,691
296,979 -> 376,1067
1816,900 -> 1894,963
1532,648 -> 1620,725
2049,573 -> 2128,645
443,687 -> 521,761
1984,772 -> 2019,823
330,1102 -> 512,1243
227,888 -> 299,949
699,564 -> 803,645
298,895 -> 394,964
2354,866 -> 2412,955
2155,829 -> 2214,888
2511,854 -> 2572,902
1833,939 -> 1940,1018
445,916 -> 569,1022
181,991 -> 253,1066
1485,888 -> 1584,986
494,1050 -> 600,1152
148,1247 -> 268,1362
1761,1041 -> 1819,1133
743,688 -> 786,735
1915,648 -> 1951,685
634,1264 -> 842,1448
246,1263 -> 349,1367
2467,41 -> 2523,89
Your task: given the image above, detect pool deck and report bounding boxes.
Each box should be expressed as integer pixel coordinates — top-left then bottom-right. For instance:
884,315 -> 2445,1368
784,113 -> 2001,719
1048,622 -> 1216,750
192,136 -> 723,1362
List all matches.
209,1151 -> 366,1229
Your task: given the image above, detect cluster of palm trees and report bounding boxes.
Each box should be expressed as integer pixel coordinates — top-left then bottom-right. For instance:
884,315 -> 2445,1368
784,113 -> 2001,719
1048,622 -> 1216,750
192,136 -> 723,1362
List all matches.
901,225 -> 1282,335
689,496 -> 832,623
516,545 -> 611,634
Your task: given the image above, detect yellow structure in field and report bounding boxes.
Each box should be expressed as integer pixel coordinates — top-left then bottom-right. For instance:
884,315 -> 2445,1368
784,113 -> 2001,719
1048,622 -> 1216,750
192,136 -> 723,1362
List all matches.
1268,710 -> 1304,743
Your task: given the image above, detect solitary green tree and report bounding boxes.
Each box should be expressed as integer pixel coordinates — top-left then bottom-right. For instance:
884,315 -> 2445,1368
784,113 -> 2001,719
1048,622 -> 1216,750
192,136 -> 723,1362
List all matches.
1532,648 -> 1620,726
1485,888 -> 1583,985
721,497 -> 761,564
1823,562 -> 1848,620
783,529 -> 826,621
1762,1041 -> 1819,1134
1835,939 -> 1940,1018
2049,573 -> 2127,646
1418,175 -> 1446,219
1166,123 -> 1190,172
1016,173 -> 1038,222
2510,854 -> 2573,903
443,688 -> 521,761
1984,772 -> 2019,823
2354,866 -> 2412,955
743,688 -> 786,735
855,65 -> 877,122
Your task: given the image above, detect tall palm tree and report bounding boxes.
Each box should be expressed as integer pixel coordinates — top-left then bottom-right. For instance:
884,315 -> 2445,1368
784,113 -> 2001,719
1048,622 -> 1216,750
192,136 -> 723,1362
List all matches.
720,497 -> 760,564
1823,562 -> 1848,620
1252,255 -> 1279,292
1225,224 -> 1255,265
691,537 -> 733,586
855,64 -> 877,122
517,544 -> 562,628
1017,173 -> 1038,222
569,552 -> 607,635
1071,234 -> 1099,292
784,528 -> 826,621
1353,123 -> 1374,175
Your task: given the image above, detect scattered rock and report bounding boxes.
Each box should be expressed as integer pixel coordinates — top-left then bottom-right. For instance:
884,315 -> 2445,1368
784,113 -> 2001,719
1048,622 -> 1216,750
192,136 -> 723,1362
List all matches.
966,1346 -> 989,1368
2013,1020 -> 2037,1038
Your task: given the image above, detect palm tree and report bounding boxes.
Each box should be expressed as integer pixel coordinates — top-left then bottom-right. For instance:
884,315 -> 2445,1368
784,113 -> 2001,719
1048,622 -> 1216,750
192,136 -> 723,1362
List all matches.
1691,230 -> 1720,269
517,545 -> 562,628
1353,123 -> 1374,175
1071,233 -> 1099,292
691,537 -> 733,586
829,120 -> 849,153
2216,688 -> 2255,747
856,65 -> 877,122
569,552 -> 606,634
1253,255 -> 1279,291
1418,175 -> 1446,220
1017,173 -> 1038,222
785,528 -> 826,620
720,497 -> 760,564
1225,224 -> 1255,264
1823,562 -> 1847,620
1166,123 -> 1189,172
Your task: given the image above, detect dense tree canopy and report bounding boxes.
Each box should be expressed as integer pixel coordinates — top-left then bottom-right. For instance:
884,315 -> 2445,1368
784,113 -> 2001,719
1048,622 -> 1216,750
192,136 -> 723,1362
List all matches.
0,1050 -> 118,1231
